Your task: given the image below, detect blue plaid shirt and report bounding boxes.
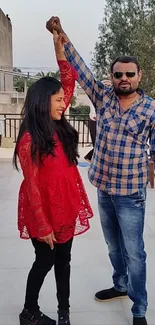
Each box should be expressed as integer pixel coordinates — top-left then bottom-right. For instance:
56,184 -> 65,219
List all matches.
65,42 -> 155,195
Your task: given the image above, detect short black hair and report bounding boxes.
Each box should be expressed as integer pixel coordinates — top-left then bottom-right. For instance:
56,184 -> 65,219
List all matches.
110,56 -> 140,73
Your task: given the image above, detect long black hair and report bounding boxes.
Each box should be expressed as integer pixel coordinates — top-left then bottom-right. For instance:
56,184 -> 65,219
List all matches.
13,76 -> 79,170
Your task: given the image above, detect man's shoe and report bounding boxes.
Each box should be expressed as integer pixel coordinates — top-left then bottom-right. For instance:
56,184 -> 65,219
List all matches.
133,317 -> 147,325
58,310 -> 70,325
95,287 -> 128,302
19,308 -> 56,325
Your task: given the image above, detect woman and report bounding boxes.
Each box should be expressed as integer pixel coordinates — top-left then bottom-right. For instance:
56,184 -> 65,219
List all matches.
13,31 -> 93,325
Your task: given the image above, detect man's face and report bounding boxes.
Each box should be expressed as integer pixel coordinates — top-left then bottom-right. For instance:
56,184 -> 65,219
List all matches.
111,62 -> 142,96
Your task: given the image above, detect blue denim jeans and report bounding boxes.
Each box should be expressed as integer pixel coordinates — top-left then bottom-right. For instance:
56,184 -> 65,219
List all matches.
97,188 -> 147,318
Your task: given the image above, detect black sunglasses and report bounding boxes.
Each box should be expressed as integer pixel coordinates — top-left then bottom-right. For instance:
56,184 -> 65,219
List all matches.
113,71 -> 136,79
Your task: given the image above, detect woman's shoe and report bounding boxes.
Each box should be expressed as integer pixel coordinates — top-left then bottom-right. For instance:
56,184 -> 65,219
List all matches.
19,308 -> 56,325
58,310 -> 70,325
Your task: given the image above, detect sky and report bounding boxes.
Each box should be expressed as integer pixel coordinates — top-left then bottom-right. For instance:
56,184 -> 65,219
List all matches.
0,0 -> 105,73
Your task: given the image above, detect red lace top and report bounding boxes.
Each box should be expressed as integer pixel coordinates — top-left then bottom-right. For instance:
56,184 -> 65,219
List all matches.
17,60 -> 93,243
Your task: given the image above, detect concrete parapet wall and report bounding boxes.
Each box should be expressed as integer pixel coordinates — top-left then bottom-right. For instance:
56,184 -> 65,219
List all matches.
0,103 -> 23,114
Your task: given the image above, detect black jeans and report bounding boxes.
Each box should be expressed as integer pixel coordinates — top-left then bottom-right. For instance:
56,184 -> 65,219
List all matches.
89,119 -> 96,147
84,119 -> 96,161
24,238 -> 73,313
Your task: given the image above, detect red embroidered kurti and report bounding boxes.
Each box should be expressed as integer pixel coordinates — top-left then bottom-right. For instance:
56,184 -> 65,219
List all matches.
17,60 -> 93,243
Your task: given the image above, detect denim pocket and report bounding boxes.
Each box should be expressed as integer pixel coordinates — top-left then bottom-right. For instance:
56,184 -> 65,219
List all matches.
133,189 -> 146,208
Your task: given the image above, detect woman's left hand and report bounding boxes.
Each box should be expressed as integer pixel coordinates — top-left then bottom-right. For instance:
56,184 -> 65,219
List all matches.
53,30 -> 66,53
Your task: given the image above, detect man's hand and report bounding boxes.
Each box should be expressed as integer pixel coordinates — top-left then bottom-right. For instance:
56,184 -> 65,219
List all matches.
102,79 -> 112,86
39,231 -> 57,249
46,16 -> 64,35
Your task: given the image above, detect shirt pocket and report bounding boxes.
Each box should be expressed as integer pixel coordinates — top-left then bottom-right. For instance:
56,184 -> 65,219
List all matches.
125,114 -> 146,135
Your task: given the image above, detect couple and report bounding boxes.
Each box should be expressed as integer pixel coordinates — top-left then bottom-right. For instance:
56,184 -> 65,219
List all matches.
15,16 -> 155,325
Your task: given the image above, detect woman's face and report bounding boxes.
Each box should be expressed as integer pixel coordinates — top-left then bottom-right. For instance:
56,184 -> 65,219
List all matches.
50,87 -> 66,120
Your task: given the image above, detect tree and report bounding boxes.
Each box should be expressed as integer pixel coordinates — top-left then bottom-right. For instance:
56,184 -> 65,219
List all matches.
70,105 -> 90,124
92,0 -> 155,96
36,70 -> 60,79
13,67 -> 23,92
70,95 -> 77,107
13,67 -> 37,92
13,68 -> 60,92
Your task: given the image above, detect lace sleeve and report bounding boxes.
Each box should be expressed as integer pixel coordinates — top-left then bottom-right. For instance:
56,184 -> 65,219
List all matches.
18,134 -> 53,237
58,60 -> 78,110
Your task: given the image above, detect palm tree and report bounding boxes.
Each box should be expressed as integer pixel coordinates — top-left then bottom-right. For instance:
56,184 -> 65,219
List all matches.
36,70 -> 60,80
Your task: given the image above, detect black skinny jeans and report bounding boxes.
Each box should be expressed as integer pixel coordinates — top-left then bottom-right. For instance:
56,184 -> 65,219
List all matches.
24,238 -> 73,313
84,119 -> 96,161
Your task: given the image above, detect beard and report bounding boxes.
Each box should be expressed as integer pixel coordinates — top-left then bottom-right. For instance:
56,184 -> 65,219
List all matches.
114,84 -> 137,96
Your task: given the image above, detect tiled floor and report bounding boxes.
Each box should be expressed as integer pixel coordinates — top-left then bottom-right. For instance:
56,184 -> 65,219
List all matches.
0,160 -> 155,325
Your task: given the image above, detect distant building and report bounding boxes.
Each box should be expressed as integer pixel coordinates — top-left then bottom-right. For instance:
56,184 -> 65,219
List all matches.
0,8 -> 13,91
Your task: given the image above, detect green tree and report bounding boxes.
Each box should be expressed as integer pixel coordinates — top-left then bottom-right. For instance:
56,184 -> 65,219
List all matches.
13,68 -> 37,92
70,105 -> 90,124
13,68 -> 60,92
70,95 -> 77,107
92,0 -> 155,96
13,67 -> 23,92
36,70 -> 60,79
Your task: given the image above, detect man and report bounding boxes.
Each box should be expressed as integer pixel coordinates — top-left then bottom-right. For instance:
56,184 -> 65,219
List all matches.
85,80 -> 112,163
84,103 -> 96,163
46,17 -> 155,325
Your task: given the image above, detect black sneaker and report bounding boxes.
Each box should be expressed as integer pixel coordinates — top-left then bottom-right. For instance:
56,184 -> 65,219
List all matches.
19,308 -> 56,325
58,310 -> 70,325
133,317 -> 147,325
95,287 -> 128,302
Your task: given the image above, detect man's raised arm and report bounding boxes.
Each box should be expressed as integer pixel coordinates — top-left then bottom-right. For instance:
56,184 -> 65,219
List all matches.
46,16 -> 105,110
